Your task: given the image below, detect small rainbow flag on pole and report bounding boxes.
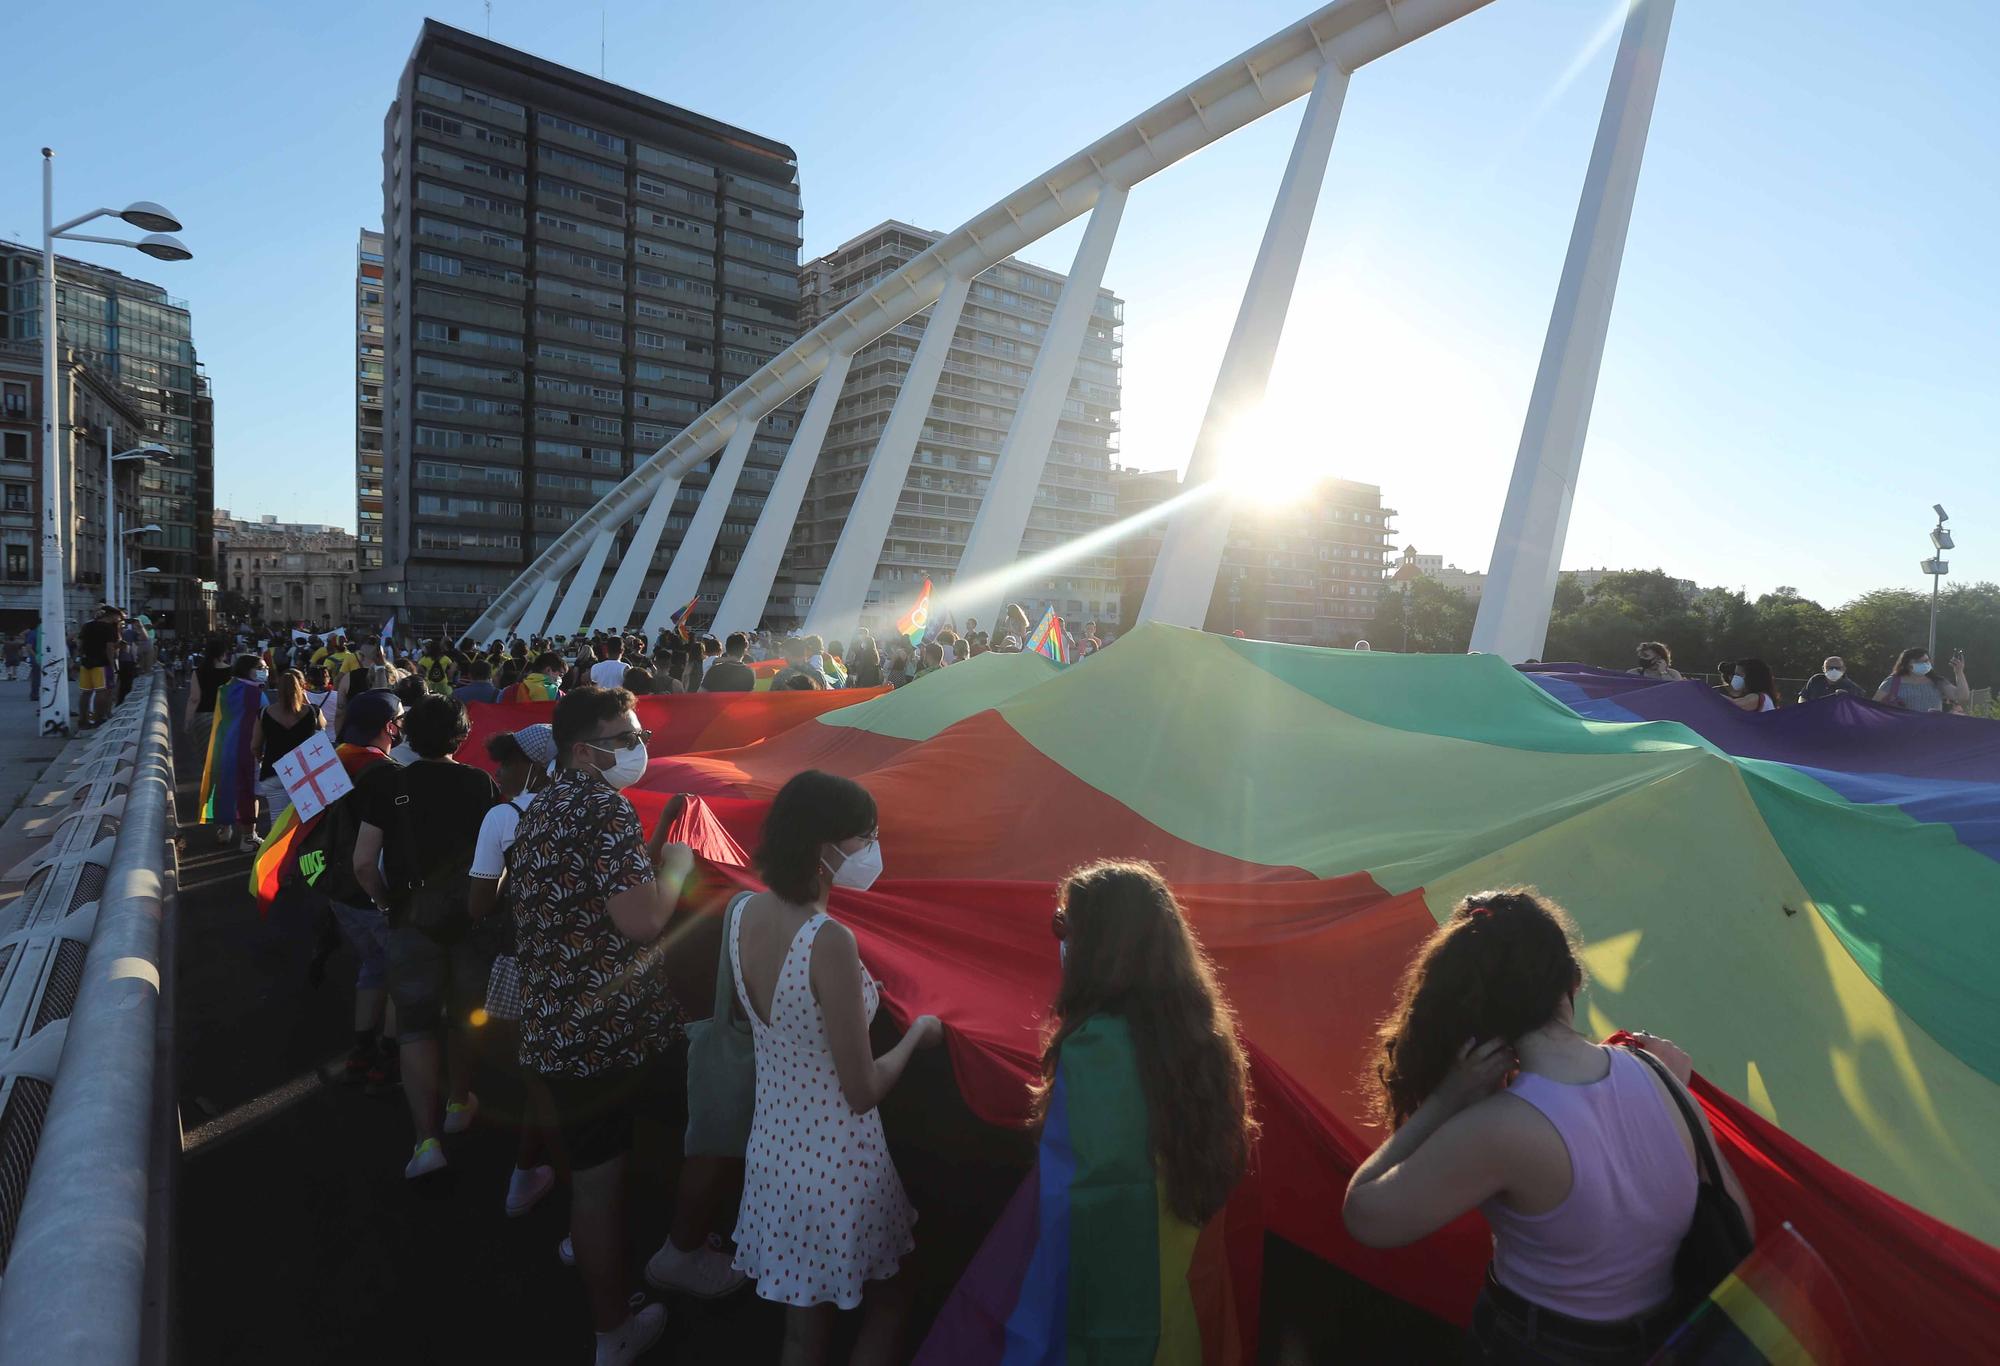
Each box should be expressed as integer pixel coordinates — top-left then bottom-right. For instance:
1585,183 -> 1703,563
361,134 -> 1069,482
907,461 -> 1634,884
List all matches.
198,678 -> 264,826
1648,1221 -> 1864,1365
670,593 -> 700,642
914,1016 -> 1242,1365
896,578 -> 933,646
1024,606 -> 1070,665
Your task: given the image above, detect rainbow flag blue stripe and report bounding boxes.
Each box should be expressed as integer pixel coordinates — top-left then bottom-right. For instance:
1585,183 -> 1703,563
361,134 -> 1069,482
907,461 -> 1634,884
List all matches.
198,679 -> 262,825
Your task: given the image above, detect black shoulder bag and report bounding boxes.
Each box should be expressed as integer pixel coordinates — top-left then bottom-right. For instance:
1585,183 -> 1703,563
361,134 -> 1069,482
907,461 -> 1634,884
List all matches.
387,767 -> 471,943
1629,1046 -> 1754,1304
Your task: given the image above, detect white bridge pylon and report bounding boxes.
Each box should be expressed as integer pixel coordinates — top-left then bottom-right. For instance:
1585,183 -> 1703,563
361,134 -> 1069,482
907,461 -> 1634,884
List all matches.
464,0 -> 1675,664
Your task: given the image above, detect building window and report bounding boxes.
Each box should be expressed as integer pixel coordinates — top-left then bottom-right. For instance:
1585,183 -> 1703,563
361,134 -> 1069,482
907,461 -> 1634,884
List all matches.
2,485 -> 26,513
1,385 -> 26,421
1,432 -> 26,462
3,544 -> 26,579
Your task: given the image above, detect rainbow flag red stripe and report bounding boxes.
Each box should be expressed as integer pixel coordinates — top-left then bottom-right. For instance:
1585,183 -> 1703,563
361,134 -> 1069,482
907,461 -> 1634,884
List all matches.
198,679 -> 263,825
896,579 -> 933,646
1024,607 -> 1070,665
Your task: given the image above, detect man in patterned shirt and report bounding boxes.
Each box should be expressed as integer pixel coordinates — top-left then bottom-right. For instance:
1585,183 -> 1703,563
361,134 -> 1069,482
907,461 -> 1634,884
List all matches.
507,684 -> 694,1364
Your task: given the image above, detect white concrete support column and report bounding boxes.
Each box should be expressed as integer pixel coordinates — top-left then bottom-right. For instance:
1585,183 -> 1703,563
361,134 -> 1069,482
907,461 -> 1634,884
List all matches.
1137,64 -> 1349,627
952,186 -> 1128,626
512,575 -> 561,640
1470,0 -> 1675,662
802,274 -> 973,639
591,470 -> 685,632
643,417 -> 761,635
712,350 -> 854,634
543,527 -> 617,638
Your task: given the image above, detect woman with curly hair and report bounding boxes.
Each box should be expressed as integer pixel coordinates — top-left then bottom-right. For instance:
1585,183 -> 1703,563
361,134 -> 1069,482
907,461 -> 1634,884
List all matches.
1343,888 -> 1752,1364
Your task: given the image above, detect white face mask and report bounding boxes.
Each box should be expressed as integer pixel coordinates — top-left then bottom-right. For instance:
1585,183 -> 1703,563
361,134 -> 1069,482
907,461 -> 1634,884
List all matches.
1824,668 -> 1844,681
586,734 -> 649,789
824,838 -> 883,891
1730,674 -> 1746,692
252,671 -> 269,685
1912,661 -> 1932,676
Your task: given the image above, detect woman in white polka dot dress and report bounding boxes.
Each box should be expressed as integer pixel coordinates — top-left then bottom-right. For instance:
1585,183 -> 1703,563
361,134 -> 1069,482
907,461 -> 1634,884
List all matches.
730,770 -> 942,1364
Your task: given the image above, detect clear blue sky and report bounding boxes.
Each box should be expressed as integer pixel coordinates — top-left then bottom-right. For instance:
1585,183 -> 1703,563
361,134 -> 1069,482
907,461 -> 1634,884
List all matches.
6,0 -> 1994,607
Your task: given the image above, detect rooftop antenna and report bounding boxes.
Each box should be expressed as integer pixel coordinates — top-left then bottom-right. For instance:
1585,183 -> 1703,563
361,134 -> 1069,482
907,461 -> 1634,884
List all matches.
600,6 -> 606,77
483,0 -> 491,35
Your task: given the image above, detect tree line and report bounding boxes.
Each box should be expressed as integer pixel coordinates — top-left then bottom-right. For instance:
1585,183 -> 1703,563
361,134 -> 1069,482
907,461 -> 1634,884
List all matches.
1371,569 -> 2000,691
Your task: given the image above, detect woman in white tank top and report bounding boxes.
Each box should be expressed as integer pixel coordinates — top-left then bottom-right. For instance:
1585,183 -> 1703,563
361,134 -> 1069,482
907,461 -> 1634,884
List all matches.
1343,888 -> 1753,1364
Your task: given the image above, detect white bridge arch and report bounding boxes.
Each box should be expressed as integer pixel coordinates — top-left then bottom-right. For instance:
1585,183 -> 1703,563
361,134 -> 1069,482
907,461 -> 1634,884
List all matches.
461,0 -> 1677,662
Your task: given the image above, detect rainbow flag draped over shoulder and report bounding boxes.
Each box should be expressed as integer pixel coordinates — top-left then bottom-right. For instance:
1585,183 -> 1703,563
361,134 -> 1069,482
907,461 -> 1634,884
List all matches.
500,672 -> 560,703
198,679 -> 264,825
1024,607 -> 1070,665
915,1015 -> 1239,1366
247,742 -> 389,912
1648,1222 -> 1864,1365
897,578 -> 933,646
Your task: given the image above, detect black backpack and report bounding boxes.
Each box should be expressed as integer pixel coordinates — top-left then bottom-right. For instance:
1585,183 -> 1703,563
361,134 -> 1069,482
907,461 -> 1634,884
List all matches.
292,756 -> 391,907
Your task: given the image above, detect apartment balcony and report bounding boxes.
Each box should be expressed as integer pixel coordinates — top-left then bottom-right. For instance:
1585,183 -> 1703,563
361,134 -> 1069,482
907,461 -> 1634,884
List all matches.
721,295 -> 791,328
420,120 -> 527,168
414,224 -> 527,269
534,281 -> 624,321
415,265 -> 526,303
720,178 -> 799,219
639,154 -> 718,195
534,123 -> 629,169
418,336 -> 527,368
533,250 -> 626,290
540,192 -> 626,231
413,196 -> 526,236
415,289 -> 524,331
638,219 -> 713,253
417,154 -> 527,202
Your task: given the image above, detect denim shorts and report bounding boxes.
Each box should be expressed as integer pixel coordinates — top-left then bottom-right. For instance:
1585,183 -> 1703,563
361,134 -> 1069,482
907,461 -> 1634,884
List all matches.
1464,1281 -> 1676,1366
329,900 -> 390,992
385,924 -> 493,1043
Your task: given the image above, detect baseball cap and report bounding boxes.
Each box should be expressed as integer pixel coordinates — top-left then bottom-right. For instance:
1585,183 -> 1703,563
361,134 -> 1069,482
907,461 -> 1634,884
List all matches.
512,723 -> 556,768
339,689 -> 405,744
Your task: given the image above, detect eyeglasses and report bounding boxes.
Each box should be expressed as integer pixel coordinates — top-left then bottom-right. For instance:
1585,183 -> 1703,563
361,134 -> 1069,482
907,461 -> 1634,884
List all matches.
588,728 -> 652,753
1051,906 -> 1068,942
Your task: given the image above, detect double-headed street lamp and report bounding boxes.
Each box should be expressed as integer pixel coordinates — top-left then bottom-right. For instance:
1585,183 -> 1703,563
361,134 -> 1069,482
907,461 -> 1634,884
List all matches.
106,440 -> 165,614
40,147 -> 192,735
1922,503 -> 1955,661
115,519 -> 166,613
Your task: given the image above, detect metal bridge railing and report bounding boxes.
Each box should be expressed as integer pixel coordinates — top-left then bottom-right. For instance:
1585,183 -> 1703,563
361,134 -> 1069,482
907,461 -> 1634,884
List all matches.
0,675 -> 177,1365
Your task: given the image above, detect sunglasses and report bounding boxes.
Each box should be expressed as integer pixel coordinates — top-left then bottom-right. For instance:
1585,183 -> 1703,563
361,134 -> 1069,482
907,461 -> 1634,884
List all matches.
588,728 -> 653,753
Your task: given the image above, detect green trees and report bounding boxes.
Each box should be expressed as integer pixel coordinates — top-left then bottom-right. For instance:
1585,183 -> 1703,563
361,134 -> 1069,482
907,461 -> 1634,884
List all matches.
1383,570 -> 2000,688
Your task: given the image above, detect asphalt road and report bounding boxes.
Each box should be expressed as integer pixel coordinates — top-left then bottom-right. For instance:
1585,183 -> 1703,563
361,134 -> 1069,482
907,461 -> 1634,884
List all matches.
167,685 -> 1453,1364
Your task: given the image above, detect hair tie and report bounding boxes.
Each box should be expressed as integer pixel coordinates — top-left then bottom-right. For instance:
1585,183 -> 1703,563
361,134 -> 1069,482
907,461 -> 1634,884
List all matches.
1466,903 -> 1493,919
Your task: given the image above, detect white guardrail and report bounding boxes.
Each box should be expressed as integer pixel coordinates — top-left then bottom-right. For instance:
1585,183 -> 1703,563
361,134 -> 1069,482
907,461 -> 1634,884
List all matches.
0,674 -> 177,1365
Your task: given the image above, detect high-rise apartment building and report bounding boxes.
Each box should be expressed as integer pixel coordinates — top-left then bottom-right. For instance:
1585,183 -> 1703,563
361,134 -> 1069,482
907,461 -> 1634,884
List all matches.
357,229 -> 385,568
780,222 -> 1123,630
367,20 -> 804,636
0,243 -> 214,638
1115,468 -> 1395,645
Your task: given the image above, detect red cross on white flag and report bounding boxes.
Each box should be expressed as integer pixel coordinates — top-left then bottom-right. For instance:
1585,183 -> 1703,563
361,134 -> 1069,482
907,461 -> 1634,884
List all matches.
274,732 -> 352,824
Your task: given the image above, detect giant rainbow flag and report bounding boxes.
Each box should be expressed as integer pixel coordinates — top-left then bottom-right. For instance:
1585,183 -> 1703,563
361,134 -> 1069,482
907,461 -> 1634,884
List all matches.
454,626 -> 2000,1359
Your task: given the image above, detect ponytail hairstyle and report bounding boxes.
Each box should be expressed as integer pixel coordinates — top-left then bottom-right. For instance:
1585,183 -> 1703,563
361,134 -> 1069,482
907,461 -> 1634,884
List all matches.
1367,888 -> 1583,1130
272,667 -> 307,714
1030,861 -> 1255,1226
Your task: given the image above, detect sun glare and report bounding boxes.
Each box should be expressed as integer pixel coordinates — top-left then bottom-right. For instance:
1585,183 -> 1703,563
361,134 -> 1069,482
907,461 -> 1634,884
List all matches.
1216,403 -> 1330,509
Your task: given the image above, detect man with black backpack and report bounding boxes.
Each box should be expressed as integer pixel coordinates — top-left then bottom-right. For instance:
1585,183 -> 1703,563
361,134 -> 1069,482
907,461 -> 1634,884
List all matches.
351,694 -> 500,1180
416,638 -> 457,696
296,688 -> 407,1090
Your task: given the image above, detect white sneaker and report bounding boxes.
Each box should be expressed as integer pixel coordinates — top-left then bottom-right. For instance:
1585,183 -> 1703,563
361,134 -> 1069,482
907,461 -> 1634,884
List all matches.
504,1163 -> 555,1217
594,1302 -> 667,1366
442,1093 -> 479,1135
645,1237 -> 747,1298
404,1138 -> 447,1179
557,1235 -> 575,1266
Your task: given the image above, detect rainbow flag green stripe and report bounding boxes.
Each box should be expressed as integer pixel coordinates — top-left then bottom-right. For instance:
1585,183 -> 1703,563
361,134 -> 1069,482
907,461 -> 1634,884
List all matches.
916,1015 -> 1232,1365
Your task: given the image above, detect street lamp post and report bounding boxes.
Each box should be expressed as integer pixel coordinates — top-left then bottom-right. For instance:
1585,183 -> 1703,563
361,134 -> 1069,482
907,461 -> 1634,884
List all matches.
38,147 -> 190,736
1924,504 -> 1954,661
118,522 -> 165,615
104,429 -> 165,612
